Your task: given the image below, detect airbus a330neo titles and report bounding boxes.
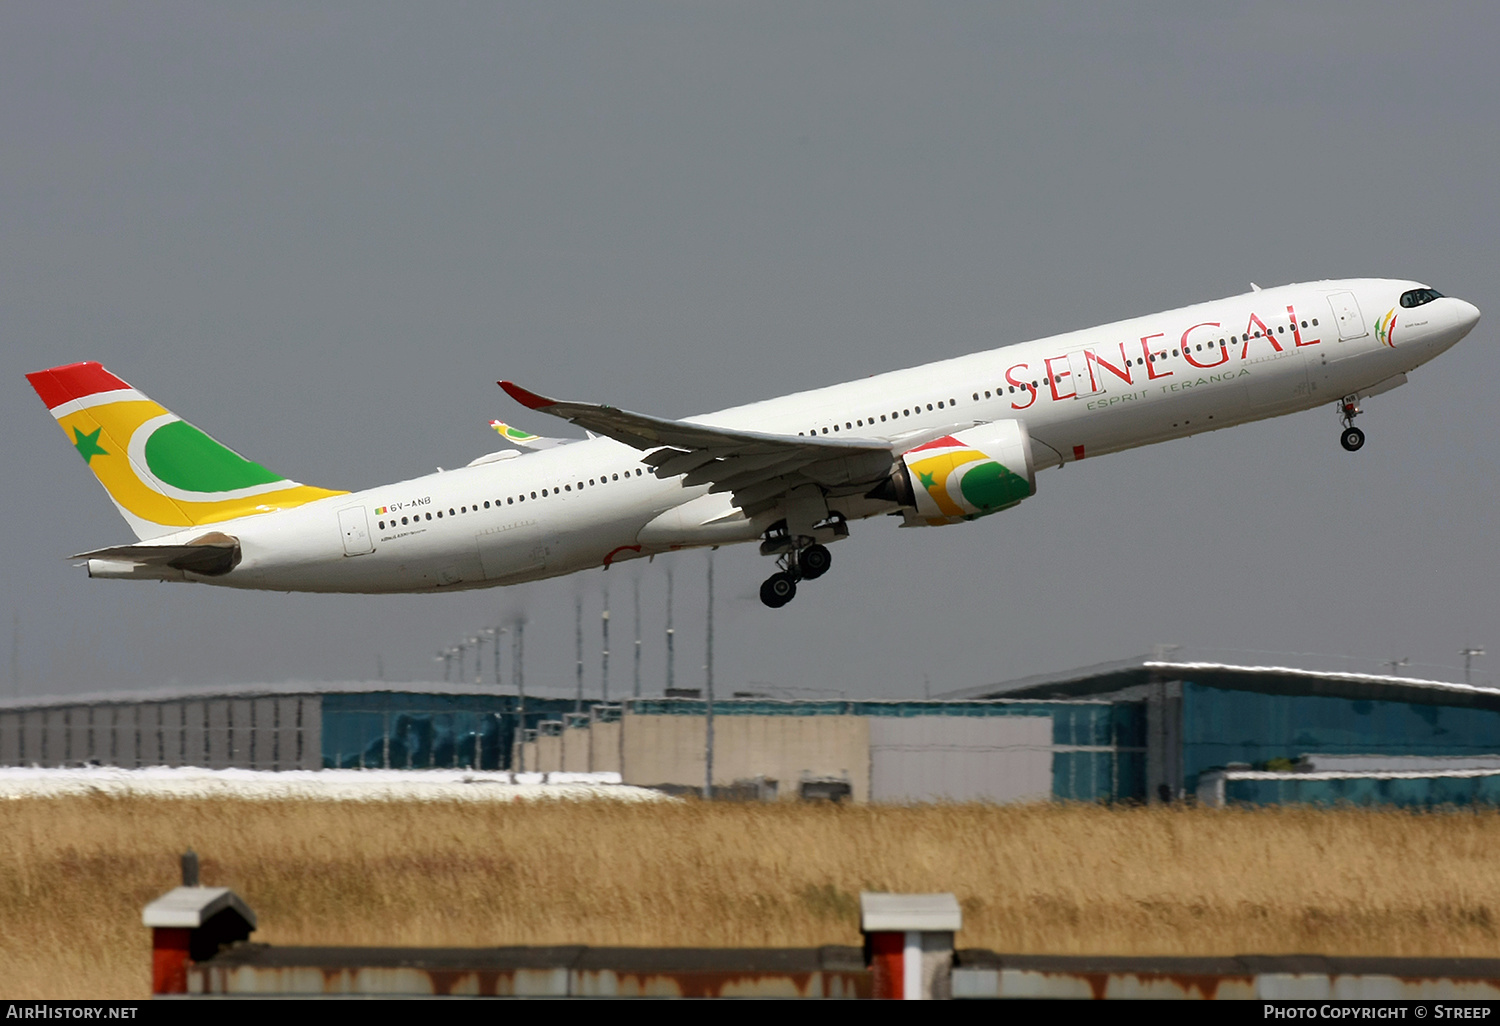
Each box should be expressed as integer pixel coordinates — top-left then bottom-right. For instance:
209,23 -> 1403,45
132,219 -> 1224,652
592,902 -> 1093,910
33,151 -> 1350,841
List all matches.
28,279 -> 1480,608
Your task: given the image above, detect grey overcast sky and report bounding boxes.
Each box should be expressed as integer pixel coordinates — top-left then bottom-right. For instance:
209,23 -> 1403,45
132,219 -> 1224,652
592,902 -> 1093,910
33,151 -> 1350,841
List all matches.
4,2 -> 1498,701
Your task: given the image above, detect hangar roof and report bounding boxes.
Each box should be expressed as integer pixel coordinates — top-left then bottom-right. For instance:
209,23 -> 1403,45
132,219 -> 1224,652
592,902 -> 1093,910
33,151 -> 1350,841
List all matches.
0,680 -> 529,713
942,657 -> 1500,711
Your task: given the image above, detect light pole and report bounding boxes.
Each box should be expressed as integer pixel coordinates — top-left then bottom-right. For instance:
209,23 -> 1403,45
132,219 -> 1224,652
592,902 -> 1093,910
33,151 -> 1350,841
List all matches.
513,619 -> 527,772
665,565 -> 675,695
575,596 -> 584,713
633,576 -> 642,699
469,637 -> 482,685
1386,657 -> 1409,676
434,652 -> 450,682
1463,647 -> 1486,685
489,626 -> 507,687
601,586 -> 611,704
704,548 -> 715,800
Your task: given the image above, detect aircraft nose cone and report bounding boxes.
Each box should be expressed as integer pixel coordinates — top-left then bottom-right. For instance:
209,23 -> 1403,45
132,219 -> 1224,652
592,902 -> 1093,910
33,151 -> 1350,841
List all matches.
1456,298 -> 1482,333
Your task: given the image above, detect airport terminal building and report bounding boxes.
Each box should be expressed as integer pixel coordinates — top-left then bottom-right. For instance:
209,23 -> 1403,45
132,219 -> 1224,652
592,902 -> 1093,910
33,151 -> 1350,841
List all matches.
3,657 -> 1500,807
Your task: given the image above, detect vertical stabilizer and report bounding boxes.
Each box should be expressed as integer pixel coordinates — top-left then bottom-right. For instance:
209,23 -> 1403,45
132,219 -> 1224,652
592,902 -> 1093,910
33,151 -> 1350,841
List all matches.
27,362 -> 346,540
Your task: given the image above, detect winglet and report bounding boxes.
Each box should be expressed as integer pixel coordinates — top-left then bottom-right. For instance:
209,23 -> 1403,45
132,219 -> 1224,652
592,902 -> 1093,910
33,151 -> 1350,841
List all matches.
498,381 -> 554,411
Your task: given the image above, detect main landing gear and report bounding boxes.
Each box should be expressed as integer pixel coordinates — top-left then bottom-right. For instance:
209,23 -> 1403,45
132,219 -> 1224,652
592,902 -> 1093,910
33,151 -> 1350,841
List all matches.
759,542 -> 832,609
1338,395 -> 1366,452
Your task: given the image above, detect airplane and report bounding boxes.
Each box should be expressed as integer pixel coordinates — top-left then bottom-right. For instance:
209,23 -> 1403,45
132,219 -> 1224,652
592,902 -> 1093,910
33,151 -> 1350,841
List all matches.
27,278 -> 1481,608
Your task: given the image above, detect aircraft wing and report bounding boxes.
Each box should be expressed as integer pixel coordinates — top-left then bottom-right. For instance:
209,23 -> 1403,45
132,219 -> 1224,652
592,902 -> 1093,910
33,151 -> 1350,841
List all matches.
499,381 -> 898,516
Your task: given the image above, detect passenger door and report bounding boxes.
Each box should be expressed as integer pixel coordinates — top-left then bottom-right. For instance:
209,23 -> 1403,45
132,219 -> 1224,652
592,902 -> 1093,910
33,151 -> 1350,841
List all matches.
338,506 -> 374,556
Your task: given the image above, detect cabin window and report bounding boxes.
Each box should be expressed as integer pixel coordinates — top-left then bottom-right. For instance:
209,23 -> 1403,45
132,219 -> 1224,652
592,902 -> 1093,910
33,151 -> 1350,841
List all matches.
1311,318 -> 1319,325
425,513 -> 432,520
401,517 -> 409,525
508,498 -> 514,505
926,403 -> 934,411
880,414 -> 887,421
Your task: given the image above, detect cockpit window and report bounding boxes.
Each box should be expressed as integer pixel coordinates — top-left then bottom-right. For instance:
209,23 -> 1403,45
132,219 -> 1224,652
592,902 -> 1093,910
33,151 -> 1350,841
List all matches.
1400,288 -> 1445,308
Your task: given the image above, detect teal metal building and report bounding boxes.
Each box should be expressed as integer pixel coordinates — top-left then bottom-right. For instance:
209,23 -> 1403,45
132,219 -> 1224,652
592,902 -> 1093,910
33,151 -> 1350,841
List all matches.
949,658 -> 1500,807
2,657 -> 1498,806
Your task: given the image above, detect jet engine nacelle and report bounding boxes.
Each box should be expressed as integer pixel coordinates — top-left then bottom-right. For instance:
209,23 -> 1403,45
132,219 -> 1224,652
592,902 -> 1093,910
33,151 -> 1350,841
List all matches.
874,420 -> 1036,526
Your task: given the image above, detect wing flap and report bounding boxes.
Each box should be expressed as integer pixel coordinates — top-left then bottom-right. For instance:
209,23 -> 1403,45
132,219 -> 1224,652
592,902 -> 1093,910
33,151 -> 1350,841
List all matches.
497,380 -> 901,518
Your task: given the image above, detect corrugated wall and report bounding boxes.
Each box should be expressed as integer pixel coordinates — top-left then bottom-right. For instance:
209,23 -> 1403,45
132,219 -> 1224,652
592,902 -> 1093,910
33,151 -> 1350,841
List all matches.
0,696 -> 322,770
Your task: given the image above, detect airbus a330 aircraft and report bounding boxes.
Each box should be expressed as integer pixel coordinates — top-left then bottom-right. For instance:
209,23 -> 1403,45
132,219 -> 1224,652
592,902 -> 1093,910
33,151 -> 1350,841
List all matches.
28,278 -> 1480,607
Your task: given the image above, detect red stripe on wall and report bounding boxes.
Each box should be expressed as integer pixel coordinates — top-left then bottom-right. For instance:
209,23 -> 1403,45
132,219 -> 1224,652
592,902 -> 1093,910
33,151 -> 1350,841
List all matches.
25,362 -> 131,410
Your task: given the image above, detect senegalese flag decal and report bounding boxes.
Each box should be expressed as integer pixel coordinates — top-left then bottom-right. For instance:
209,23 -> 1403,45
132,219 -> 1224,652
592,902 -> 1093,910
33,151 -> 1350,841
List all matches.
26,361 -> 347,541
904,434 -> 1031,525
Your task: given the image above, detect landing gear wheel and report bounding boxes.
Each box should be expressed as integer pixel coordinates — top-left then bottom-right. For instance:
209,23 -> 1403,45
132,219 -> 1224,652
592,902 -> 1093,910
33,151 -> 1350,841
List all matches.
1340,426 -> 1365,452
798,544 -> 831,580
760,572 -> 798,608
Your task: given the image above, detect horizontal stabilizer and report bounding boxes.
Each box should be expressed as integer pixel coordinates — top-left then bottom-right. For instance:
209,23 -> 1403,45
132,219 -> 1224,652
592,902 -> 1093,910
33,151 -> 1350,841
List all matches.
72,531 -> 241,576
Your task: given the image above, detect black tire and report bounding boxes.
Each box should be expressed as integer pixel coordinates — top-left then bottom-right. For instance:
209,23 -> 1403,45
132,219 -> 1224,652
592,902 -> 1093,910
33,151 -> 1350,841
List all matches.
798,544 -> 832,580
759,572 -> 797,608
1340,426 -> 1366,452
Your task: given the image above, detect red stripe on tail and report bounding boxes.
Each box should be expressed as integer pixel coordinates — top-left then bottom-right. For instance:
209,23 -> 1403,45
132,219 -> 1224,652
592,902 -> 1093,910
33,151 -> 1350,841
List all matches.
26,362 -> 131,410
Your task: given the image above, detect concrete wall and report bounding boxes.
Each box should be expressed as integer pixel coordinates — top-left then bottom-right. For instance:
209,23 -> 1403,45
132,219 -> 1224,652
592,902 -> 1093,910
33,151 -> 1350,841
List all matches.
590,721 -> 622,774
621,712 -> 871,802
535,733 -> 561,773
561,726 -> 591,772
869,715 -> 1053,803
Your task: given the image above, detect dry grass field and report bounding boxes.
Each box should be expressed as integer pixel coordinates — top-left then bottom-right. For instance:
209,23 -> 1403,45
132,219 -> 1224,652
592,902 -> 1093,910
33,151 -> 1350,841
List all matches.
4,796 -> 1500,998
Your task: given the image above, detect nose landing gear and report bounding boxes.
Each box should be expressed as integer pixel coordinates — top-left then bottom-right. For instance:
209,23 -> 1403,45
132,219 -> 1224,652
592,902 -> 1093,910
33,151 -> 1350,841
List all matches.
759,542 -> 833,608
1338,395 -> 1366,452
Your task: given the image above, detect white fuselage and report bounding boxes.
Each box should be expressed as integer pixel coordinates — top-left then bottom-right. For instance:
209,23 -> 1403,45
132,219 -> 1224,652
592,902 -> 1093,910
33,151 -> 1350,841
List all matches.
124,279 -> 1479,593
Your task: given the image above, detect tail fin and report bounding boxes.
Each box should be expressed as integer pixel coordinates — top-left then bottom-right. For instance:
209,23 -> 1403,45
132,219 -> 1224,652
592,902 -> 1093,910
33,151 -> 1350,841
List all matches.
27,361 -> 346,540
488,419 -> 574,450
